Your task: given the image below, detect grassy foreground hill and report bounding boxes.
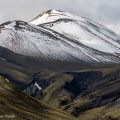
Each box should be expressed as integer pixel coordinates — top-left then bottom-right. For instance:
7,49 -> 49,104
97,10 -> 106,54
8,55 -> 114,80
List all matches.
0,76 -> 75,120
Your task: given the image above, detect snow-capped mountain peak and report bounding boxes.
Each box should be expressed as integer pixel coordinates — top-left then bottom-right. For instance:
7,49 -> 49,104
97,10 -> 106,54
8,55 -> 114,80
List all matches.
29,9 -> 83,25
0,10 -> 120,73
29,10 -> 120,54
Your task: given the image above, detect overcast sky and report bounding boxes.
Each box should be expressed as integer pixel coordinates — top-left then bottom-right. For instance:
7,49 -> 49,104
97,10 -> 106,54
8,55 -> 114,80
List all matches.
0,0 -> 120,34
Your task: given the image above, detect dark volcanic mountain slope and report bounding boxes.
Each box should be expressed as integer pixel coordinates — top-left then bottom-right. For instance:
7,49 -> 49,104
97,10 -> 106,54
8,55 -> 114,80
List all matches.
0,76 -> 75,120
31,69 -> 120,120
66,69 -> 120,118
